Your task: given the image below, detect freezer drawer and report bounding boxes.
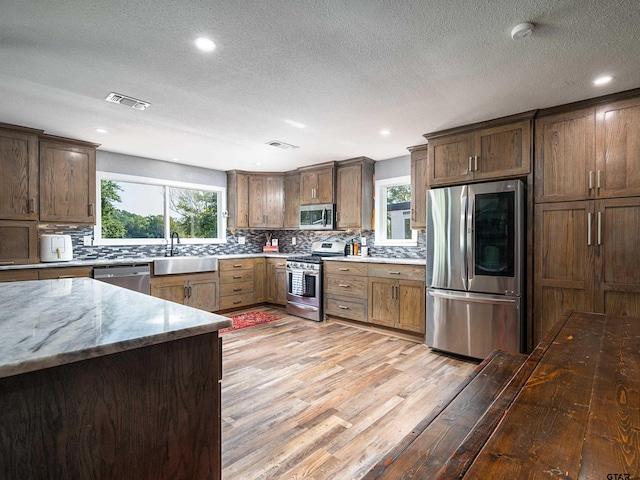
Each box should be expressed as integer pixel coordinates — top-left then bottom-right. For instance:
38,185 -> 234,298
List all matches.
426,289 -> 521,359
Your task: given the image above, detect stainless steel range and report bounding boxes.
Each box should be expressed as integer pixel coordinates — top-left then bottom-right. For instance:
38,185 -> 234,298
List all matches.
286,241 -> 346,321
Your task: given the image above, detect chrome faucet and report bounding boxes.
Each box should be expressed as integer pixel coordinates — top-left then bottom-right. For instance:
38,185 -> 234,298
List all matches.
166,231 -> 180,256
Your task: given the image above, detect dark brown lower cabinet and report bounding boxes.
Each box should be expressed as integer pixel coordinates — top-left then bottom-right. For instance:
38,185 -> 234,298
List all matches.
0,332 -> 222,479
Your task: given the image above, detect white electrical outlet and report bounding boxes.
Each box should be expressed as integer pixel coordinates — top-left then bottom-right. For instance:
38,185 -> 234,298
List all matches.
83,236 -> 92,246
291,237 -> 296,245
361,236 -> 367,246
238,236 -> 246,245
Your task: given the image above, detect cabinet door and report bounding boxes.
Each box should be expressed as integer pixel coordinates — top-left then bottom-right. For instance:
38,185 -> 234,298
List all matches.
0,220 -> 38,265
315,168 -> 334,203
0,129 -> 39,220
253,257 -> 266,302
248,175 -> 284,228
284,172 -> 300,229
300,168 -> 334,204
410,145 -> 428,230
596,97 -> 640,199
533,202 -> 595,344
227,171 -> 249,229
595,197 -> 640,316
248,175 -> 267,227
427,133 -> 474,186
336,164 -> 361,229
266,259 -> 286,305
265,175 -> 284,228
150,278 -> 187,305
473,120 -> 531,181
368,277 -> 397,327
397,280 -> 425,334
188,275 -> 219,312
39,140 -> 96,224
535,109 -> 595,203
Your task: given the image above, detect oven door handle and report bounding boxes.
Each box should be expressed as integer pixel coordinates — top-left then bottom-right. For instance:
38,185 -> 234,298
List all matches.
322,208 -> 327,227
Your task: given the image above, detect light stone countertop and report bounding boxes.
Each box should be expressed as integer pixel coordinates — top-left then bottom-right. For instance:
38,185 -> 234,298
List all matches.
0,253 -> 294,271
323,256 -> 426,265
0,278 -> 232,379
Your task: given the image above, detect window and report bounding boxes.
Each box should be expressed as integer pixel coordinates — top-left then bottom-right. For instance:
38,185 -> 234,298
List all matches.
95,172 -> 226,245
374,176 -> 417,246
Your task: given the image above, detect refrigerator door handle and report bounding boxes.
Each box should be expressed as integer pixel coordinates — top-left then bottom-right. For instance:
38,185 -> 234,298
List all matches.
465,186 -> 474,290
460,185 -> 468,290
428,289 -> 518,304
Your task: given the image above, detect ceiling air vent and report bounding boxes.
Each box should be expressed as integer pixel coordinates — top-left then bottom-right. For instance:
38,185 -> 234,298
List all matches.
266,140 -> 299,150
105,92 -> 150,111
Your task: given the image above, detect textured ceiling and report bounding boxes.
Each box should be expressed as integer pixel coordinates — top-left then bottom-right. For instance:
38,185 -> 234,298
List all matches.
1,0 -> 639,172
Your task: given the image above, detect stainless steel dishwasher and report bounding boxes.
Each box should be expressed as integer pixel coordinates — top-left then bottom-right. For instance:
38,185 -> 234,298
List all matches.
93,264 -> 151,294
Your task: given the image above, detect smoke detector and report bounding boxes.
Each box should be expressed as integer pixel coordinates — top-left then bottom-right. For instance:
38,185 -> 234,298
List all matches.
266,140 -> 299,150
511,22 -> 534,40
105,92 -> 150,110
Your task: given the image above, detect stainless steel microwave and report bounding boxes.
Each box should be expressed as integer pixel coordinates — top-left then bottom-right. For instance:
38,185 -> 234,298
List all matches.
299,204 -> 336,230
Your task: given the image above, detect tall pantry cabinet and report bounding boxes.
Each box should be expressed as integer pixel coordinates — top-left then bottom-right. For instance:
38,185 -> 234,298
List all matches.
534,96 -> 640,344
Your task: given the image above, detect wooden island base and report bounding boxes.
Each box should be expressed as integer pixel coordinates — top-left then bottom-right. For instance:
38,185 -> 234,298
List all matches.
0,333 -> 222,480
366,310 -> 640,479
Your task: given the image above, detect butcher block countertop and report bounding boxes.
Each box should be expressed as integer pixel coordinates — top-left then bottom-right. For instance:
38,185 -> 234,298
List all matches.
367,310 -> 640,479
0,277 -> 231,379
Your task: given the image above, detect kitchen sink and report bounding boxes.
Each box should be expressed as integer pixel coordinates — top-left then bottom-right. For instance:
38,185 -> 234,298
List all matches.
153,256 -> 218,275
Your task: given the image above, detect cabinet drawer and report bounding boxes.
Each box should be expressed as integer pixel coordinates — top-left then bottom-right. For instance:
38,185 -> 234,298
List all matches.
219,258 -> 254,271
367,263 -> 425,281
219,292 -> 256,310
0,269 -> 39,282
39,266 -> 93,279
220,280 -> 254,297
220,269 -> 255,283
325,297 -> 367,322
324,274 -> 367,298
324,261 -> 368,276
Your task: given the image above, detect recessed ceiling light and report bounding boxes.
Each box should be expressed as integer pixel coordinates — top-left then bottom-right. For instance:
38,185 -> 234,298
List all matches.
285,119 -> 306,129
95,128 -> 108,134
380,129 -> 391,135
255,162 -> 262,165
594,75 -> 613,86
194,37 -> 216,52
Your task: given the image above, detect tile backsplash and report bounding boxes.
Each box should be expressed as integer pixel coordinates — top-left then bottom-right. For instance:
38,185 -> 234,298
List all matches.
39,226 -> 425,260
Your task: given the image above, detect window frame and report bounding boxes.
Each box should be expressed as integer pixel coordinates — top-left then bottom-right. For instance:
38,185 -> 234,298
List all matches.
94,172 -> 227,246
374,175 -> 417,247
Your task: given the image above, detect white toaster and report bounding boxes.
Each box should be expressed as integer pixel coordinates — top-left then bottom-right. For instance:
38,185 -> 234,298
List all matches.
40,235 -> 74,262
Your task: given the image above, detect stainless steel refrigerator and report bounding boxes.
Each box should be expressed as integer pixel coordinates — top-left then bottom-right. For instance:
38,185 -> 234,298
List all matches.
426,179 -> 524,359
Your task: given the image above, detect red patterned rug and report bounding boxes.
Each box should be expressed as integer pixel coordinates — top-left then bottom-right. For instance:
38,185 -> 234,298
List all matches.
220,311 -> 281,334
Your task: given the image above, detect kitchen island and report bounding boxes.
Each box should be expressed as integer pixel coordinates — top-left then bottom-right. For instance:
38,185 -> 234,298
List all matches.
0,278 -> 231,480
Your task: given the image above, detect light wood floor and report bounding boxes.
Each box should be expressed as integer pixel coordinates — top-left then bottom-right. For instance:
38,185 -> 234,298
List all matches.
221,307 -> 478,480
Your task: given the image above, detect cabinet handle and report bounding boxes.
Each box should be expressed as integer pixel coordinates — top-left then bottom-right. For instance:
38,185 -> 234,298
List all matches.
411,207 -> 415,221
474,155 -> 478,171
597,170 -> 601,190
277,263 -> 285,267
338,305 -> 349,309
263,214 -> 268,223
339,284 -> 350,288
233,287 -> 243,292
587,212 -> 592,246
597,211 -> 602,245
233,300 -> 242,304
233,275 -> 243,279
389,271 -> 401,275
89,203 -> 95,216
588,171 -> 593,190
233,264 -> 243,268
469,156 -> 473,172
29,198 -> 36,213
312,188 -> 316,199
338,267 -> 349,271
184,286 -> 189,298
